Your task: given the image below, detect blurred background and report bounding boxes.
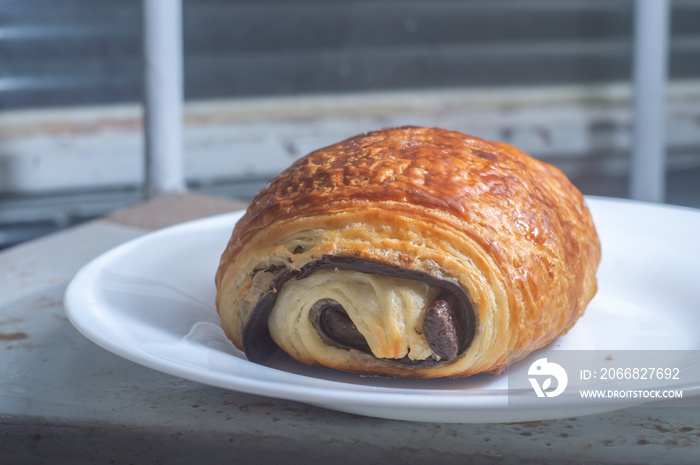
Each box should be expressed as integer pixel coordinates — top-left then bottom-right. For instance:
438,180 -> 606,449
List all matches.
1,0 -> 699,249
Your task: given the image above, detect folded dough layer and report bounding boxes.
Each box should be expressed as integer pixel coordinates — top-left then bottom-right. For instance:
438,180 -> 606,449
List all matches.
215,126 -> 600,378
269,269 -> 439,363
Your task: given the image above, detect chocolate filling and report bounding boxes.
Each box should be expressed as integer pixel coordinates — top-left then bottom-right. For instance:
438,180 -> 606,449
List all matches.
309,299 -> 372,352
423,297 -> 460,361
242,255 -> 476,365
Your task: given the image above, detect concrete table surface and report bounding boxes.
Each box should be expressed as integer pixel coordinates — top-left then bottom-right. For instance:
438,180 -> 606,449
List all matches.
1,193 -> 698,464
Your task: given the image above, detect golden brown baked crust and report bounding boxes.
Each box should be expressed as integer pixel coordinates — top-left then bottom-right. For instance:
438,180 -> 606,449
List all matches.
215,126 -> 600,378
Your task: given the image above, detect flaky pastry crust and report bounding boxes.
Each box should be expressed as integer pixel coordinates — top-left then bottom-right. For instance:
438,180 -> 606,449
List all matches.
215,126 -> 600,378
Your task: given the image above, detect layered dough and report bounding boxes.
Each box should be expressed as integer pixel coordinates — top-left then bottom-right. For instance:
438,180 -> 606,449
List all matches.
215,126 -> 601,378
269,269 -> 440,364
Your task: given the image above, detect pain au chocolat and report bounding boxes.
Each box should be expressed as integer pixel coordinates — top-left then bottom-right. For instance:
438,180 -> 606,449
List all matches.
215,126 -> 600,378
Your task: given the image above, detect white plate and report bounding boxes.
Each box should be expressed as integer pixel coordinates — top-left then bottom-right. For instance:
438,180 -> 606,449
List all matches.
64,197 -> 700,423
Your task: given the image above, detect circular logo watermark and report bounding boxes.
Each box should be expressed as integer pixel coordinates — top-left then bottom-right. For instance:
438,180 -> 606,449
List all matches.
528,357 -> 569,398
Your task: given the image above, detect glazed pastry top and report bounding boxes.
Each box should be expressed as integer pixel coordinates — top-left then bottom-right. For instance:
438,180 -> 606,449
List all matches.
244,126 -> 536,228
219,125 -> 597,302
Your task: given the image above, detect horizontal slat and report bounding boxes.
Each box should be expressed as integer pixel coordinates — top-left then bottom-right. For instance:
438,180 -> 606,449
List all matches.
1,1 -> 699,109
181,2 -> 634,54
3,37 -> 699,101
2,81 -> 699,192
